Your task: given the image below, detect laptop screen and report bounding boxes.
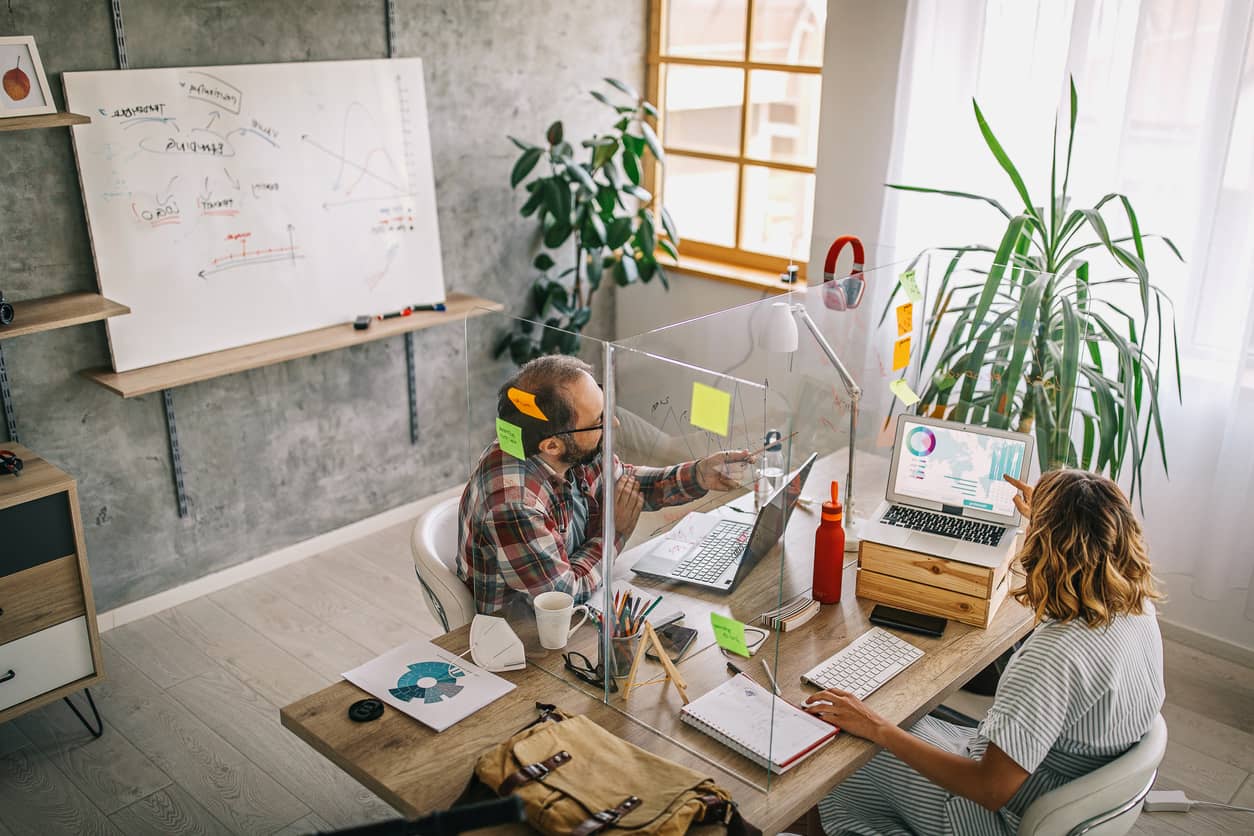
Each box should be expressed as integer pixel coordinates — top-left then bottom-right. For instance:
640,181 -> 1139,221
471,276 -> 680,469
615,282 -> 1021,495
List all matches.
892,419 -> 1027,518
744,452 -> 817,564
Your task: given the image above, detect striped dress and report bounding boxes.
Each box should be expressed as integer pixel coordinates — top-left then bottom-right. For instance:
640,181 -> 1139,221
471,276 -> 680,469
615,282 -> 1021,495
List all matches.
819,606 -> 1164,835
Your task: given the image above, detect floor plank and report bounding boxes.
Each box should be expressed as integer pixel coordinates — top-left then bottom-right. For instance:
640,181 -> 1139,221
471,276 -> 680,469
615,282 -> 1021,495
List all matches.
92,645 -> 309,835
157,596 -> 330,708
104,616 -> 218,690
0,744 -> 122,836
109,785 -> 238,836
1155,739 -> 1249,803
13,696 -> 171,814
310,545 -> 442,636
167,666 -> 394,829
270,812 -> 333,836
1160,701 -> 1254,774
0,721 -> 29,756
1162,639 -> 1254,733
349,518 -> 422,580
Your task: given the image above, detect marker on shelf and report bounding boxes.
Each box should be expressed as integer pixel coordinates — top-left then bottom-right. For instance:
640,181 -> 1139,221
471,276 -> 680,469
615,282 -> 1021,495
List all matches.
377,307 -> 412,320
410,303 -> 447,312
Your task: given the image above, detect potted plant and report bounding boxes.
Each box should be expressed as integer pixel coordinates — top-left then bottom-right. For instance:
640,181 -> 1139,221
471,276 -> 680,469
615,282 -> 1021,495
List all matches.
496,78 -> 679,364
883,80 -> 1181,498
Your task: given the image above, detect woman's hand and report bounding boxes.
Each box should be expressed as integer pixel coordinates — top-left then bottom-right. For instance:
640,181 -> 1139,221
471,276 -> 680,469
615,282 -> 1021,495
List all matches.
802,688 -> 889,743
1003,475 -> 1034,518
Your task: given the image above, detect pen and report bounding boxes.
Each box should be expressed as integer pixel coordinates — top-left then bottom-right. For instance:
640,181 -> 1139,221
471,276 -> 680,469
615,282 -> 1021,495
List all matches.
411,303 -> 446,312
726,661 -> 743,675
638,595 -> 663,625
377,307 -> 412,320
761,659 -> 780,695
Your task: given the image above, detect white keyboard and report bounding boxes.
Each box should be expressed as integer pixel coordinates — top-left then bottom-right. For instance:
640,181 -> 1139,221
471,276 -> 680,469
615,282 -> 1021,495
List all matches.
800,627 -> 924,699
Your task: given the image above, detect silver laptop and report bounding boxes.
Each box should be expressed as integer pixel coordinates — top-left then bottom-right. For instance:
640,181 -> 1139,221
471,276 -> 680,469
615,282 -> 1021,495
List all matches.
861,416 -> 1033,567
632,453 -> 818,592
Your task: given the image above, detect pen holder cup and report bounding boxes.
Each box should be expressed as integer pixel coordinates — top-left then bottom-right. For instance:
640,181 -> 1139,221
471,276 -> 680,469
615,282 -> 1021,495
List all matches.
598,626 -> 646,679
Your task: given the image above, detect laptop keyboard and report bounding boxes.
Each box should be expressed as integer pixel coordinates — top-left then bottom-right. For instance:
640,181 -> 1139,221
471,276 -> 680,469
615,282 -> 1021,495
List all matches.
671,520 -> 752,583
880,506 -> 1005,546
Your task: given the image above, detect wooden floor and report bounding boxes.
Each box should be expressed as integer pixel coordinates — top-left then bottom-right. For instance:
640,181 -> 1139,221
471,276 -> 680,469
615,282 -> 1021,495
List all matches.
1,517 -> 1251,835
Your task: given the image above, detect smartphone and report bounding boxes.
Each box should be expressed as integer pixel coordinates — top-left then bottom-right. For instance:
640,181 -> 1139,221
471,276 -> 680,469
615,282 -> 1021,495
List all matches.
869,604 -> 947,638
645,623 -> 699,663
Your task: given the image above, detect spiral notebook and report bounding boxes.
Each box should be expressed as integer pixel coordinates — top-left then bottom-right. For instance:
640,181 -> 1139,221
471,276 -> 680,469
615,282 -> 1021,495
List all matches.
680,674 -> 837,773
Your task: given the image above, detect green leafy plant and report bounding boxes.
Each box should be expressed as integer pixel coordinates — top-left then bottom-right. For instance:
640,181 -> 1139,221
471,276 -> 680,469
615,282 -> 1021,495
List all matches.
495,78 -> 678,364
882,79 -> 1182,498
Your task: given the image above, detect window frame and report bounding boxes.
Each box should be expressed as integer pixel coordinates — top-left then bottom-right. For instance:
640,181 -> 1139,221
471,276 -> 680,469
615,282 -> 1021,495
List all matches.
646,0 -> 823,281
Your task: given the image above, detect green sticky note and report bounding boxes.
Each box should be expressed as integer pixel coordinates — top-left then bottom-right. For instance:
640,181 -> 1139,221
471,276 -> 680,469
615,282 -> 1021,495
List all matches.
710,612 -> 750,657
900,269 -> 923,304
496,417 -> 526,460
890,378 -> 921,406
690,382 -> 731,436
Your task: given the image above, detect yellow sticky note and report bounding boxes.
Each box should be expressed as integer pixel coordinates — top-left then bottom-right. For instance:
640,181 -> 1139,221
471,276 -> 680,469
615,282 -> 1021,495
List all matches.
895,302 -> 913,336
890,378 -> 921,406
507,386 -> 547,421
496,417 -> 526,459
710,612 -> 750,658
892,335 -> 911,371
900,269 -> 923,304
690,382 -> 731,437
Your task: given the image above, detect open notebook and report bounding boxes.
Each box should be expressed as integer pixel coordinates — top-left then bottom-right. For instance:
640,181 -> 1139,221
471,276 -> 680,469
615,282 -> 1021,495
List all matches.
680,674 -> 837,773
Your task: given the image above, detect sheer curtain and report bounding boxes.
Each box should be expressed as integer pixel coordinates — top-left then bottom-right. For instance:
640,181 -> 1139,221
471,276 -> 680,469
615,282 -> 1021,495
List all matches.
880,0 -> 1254,650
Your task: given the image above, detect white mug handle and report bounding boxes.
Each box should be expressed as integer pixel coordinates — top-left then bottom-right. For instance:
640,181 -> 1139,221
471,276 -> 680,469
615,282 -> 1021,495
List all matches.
567,605 -> 590,638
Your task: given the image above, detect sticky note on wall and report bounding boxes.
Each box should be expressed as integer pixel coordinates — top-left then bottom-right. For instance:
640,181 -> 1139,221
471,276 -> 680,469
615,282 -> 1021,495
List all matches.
710,612 -> 750,657
895,302 -> 913,336
496,417 -> 526,459
690,382 -> 731,436
892,335 -> 911,371
890,378 -> 921,406
900,270 -> 923,304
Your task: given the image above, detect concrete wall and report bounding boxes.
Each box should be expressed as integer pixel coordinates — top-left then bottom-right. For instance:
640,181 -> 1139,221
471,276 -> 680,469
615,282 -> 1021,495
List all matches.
1,0 -> 645,611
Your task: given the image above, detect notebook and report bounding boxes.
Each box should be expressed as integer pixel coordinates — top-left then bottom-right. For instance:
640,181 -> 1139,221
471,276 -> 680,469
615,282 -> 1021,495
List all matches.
680,674 -> 837,773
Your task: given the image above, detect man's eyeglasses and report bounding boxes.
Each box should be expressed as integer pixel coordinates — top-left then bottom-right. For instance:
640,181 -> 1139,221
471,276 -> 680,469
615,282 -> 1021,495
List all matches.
546,422 -> 604,440
562,650 -> 617,693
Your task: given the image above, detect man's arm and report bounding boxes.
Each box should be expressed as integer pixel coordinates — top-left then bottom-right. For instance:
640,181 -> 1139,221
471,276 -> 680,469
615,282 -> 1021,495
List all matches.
489,501 -> 604,605
631,461 -> 707,511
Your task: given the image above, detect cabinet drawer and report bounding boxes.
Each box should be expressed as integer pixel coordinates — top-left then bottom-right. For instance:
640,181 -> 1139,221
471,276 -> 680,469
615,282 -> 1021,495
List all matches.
0,616 -> 95,712
0,491 -> 76,578
0,555 -> 85,645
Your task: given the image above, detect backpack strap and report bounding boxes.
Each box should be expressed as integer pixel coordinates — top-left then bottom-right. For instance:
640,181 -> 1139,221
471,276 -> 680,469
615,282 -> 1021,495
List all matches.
695,794 -> 762,836
570,795 -> 642,836
497,750 -> 572,795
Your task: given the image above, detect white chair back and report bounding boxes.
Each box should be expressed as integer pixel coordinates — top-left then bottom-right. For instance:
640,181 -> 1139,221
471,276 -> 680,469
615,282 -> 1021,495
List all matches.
1017,713 -> 1168,836
411,496 -> 475,633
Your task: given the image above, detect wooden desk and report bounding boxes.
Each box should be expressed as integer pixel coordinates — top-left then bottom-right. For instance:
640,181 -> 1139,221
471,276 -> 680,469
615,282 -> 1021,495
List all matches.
281,452 -> 1035,834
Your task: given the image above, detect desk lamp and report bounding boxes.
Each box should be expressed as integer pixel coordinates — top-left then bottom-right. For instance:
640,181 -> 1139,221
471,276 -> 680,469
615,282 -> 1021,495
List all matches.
759,300 -> 862,551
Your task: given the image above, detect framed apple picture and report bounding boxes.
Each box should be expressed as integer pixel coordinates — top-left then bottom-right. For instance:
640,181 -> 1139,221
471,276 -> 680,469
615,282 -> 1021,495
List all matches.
0,37 -> 55,118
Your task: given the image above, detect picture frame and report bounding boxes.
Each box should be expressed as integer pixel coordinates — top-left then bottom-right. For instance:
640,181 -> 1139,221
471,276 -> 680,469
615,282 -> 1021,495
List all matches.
0,36 -> 55,118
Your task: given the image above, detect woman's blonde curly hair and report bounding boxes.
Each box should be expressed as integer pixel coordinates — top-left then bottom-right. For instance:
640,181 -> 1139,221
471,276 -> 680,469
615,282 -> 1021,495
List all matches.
1014,469 -> 1162,628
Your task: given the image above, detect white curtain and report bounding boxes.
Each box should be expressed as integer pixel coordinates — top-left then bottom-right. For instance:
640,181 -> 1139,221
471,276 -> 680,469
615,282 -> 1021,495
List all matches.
880,0 -> 1254,646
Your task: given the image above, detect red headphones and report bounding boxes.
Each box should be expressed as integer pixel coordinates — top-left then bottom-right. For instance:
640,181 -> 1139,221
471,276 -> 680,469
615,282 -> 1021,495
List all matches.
822,235 -> 867,311
0,450 -> 21,477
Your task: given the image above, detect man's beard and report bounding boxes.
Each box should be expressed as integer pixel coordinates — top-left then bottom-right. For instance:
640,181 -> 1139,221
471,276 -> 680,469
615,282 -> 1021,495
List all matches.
561,439 -> 601,467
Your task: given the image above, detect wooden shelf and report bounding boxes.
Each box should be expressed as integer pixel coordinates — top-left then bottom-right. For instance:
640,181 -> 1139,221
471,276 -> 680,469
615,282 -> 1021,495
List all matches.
0,112 -> 91,132
80,292 -> 505,398
1,293 -> 130,341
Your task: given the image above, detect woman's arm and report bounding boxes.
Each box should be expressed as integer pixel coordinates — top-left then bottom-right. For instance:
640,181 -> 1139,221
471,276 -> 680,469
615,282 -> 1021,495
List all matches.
804,688 -> 1029,812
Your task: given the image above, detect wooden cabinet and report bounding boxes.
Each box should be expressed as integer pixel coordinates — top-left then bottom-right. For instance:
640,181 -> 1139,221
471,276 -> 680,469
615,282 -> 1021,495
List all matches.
0,444 -> 103,724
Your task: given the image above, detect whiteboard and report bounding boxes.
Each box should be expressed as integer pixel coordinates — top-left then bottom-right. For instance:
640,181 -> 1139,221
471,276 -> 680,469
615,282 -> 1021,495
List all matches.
64,59 -> 445,372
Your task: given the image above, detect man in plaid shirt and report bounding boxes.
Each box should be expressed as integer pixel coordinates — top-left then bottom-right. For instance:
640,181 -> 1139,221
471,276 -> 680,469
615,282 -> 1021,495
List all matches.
457,355 -> 751,615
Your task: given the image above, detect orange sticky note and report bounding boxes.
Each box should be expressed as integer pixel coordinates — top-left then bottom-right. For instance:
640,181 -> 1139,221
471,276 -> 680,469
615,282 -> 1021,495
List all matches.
895,302 -> 913,336
892,335 -> 911,371
507,387 -> 547,421
890,378 -> 921,406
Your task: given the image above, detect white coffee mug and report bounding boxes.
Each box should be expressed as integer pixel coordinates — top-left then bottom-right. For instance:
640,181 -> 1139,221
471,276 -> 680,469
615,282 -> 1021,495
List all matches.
534,590 -> 590,650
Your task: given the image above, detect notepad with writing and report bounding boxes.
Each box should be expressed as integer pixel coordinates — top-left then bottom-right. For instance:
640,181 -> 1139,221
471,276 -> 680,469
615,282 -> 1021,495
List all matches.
680,674 -> 837,773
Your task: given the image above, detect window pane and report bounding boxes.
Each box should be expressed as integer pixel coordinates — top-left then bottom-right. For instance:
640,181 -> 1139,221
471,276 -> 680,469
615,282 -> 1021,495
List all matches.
745,70 -> 821,166
663,65 -> 744,156
739,165 -> 813,258
749,0 -> 826,65
663,0 -> 747,60
665,155 -> 738,247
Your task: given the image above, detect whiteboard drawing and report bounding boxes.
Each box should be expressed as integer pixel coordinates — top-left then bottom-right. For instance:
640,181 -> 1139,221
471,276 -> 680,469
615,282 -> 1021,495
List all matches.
64,59 -> 445,372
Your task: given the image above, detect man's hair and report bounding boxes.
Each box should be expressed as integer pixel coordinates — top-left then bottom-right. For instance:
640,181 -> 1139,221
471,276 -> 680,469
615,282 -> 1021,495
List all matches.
1013,468 -> 1162,628
497,355 -> 594,457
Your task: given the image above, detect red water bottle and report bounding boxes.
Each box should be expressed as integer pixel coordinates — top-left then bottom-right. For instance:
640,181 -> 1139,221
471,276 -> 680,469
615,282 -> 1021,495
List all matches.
812,480 -> 845,604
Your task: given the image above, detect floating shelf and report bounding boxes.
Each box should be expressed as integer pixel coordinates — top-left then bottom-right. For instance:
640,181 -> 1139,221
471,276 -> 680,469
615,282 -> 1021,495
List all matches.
81,292 -> 505,399
0,112 -> 91,132
1,293 -> 130,341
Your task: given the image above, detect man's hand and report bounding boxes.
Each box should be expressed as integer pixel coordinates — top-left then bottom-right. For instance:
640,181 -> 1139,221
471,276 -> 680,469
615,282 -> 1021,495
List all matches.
695,450 -> 755,491
614,472 -> 643,539
802,688 -> 890,743
1003,475 -> 1033,518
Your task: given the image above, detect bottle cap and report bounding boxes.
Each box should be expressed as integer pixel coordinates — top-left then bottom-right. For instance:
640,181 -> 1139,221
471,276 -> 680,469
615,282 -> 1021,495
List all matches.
764,429 -> 782,451
822,480 -> 843,521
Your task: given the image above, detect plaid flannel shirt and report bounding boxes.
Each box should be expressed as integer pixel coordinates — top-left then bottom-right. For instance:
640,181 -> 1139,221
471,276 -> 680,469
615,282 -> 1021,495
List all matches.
456,443 -> 707,614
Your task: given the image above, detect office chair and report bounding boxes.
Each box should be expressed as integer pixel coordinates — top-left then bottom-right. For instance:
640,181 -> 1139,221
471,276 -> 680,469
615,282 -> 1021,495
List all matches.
411,496 -> 475,633
1017,713 -> 1167,836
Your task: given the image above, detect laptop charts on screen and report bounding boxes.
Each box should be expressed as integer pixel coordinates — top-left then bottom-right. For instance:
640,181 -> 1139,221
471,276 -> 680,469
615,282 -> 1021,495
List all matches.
861,416 -> 1034,567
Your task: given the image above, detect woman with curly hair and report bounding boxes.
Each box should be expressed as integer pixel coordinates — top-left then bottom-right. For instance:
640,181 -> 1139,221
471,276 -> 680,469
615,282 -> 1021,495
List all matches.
804,469 -> 1164,835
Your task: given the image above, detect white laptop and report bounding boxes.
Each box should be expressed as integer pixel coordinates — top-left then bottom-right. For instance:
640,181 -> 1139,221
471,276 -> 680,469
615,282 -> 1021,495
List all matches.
861,416 -> 1033,567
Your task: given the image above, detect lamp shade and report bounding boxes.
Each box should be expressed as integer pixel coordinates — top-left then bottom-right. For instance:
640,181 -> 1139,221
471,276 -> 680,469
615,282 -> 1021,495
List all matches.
759,301 -> 799,353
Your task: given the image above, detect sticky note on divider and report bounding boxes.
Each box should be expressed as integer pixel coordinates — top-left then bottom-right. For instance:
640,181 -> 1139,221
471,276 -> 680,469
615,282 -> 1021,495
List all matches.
710,612 -> 750,657
895,302 -> 913,336
892,336 -> 911,371
890,378 -> 921,406
507,387 -> 547,421
900,270 -> 923,304
690,382 -> 731,436
496,417 -> 526,459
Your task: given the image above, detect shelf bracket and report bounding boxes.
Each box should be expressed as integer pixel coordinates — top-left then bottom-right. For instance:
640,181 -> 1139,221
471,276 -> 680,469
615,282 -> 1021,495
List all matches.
404,332 -> 419,444
63,687 -> 104,739
0,342 -> 18,443
162,389 -> 189,517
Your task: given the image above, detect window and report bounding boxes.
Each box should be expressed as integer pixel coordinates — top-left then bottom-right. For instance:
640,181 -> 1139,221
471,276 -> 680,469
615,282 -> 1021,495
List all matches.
648,0 -> 826,277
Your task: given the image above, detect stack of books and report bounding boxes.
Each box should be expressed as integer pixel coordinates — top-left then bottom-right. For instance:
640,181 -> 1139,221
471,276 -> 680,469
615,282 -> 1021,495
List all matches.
759,594 -> 821,632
